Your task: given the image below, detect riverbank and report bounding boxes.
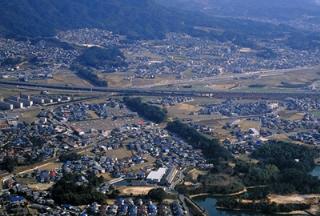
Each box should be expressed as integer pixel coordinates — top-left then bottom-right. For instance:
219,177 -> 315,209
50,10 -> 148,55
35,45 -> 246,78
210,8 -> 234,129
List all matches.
189,187 -> 247,199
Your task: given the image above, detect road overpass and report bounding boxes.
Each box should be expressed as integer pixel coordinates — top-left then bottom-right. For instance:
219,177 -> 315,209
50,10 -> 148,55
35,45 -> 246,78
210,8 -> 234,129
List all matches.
0,80 -> 319,100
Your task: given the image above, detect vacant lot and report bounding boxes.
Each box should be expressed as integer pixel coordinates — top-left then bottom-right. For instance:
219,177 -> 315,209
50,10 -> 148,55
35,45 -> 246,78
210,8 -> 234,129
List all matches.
268,194 -> 320,205
117,186 -> 156,196
104,148 -> 133,159
46,69 -> 93,87
17,108 -> 41,123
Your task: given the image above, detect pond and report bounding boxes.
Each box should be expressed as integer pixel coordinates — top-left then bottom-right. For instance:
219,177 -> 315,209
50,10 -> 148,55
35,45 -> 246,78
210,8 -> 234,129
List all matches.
193,196 -> 267,216
310,166 -> 320,179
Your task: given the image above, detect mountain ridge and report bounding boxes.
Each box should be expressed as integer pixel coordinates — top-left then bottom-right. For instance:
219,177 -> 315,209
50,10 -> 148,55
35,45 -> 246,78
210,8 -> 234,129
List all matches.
0,0 -> 319,51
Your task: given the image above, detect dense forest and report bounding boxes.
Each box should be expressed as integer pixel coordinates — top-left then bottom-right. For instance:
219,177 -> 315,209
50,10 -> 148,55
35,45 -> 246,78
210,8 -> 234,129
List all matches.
123,97 -> 167,123
0,156 -> 17,173
166,120 -> 231,161
76,47 -> 127,71
59,152 -> 81,163
51,173 -> 105,205
235,141 -> 320,194
217,198 -> 310,214
71,64 -> 108,87
1,0 -> 319,50
252,141 -> 318,172
214,141 -> 320,214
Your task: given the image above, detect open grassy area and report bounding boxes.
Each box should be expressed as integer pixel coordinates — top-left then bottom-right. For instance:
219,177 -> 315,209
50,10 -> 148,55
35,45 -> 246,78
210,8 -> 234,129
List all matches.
186,168 -> 208,183
238,119 -> 261,131
279,111 -> 305,121
234,66 -> 320,92
268,194 -> 320,205
104,148 -> 133,159
0,87 -> 40,98
40,69 -> 93,87
311,110 -> 320,118
18,108 -> 42,123
125,155 -> 155,172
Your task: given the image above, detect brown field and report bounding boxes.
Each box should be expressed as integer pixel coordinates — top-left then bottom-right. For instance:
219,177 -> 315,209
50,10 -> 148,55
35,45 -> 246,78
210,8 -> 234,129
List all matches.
238,119 -> 261,131
28,183 -> 54,191
14,161 -> 62,176
98,173 -> 113,181
104,148 -> 133,159
69,115 -> 140,131
0,87 -> 40,98
17,108 -> 41,123
198,119 -> 234,139
279,111 -> 305,121
117,186 -> 156,196
269,133 -> 290,142
237,66 -> 320,91
88,110 -> 99,119
206,83 -> 239,90
268,194 -> 320,205
187,168 -> 208,182
101,73 -> 132,88
46,70 -> 93,87
36,162 -> 62,171
167,103 -> 200,116
125,155 -> 155,172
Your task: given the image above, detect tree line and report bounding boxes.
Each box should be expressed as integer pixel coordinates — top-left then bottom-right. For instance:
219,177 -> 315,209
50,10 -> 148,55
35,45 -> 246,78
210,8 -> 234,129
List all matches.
71,64 -> 108,87
166,120 -> 231,161
123,97 -> 167,123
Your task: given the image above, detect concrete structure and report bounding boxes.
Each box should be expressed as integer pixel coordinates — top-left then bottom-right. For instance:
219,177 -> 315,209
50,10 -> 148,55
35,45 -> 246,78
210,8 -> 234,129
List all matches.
165,166 -> 178,185
146,168 -> 167,183
0,102 -> 13,110
31,96 -> 45,105
4,100 -> 23,109
19,99 -> 33,107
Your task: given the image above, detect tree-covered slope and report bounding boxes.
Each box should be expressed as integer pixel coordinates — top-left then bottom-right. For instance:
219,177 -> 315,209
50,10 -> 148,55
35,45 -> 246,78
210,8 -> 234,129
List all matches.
157,0 -> 320,21
0,0 -> 188,39
1,0 -> 318,50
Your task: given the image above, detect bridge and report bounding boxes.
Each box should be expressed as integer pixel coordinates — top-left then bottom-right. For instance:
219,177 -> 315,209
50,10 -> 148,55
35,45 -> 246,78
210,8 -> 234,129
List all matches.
0,80 -> 319,100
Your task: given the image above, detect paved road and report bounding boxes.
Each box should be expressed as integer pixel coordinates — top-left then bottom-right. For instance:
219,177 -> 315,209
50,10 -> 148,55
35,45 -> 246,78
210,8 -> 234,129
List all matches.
1,80 -> 320,100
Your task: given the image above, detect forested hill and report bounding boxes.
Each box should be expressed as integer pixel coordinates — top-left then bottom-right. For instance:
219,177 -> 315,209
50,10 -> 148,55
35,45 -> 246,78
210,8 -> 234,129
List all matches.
157,0 -> 320,21
0,0 -> 298,40
1,0 -> 318,50
0,0 -> 188,39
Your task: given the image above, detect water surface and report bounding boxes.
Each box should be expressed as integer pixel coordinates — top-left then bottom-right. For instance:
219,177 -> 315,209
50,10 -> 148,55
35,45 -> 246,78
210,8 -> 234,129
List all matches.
193,196 -> 267,216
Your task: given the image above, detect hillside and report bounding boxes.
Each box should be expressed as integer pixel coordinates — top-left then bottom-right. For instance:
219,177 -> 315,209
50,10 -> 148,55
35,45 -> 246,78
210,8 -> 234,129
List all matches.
157,0 -> 320,21
0,0 -> 187,39
0,0 -> 298,40
0,0 -> 319,50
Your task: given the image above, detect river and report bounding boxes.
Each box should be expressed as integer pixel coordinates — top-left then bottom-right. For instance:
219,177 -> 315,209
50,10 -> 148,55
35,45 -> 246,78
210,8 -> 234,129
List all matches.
193,196 -> 267,216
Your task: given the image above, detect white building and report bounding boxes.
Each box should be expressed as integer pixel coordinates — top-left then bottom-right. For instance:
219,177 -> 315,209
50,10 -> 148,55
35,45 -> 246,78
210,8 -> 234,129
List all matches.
146,167 -> 168,183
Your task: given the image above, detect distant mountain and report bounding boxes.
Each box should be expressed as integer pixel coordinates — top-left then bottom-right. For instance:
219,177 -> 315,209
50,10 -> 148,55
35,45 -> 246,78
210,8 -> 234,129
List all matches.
0,0 -> 190,39
0,0 -> 319,50
0,0 -> 295,39
156,0 -> 320,21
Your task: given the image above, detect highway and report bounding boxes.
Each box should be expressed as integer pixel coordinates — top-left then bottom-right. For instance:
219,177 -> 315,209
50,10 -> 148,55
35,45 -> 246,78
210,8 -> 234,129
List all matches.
1,80 -> 320,100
